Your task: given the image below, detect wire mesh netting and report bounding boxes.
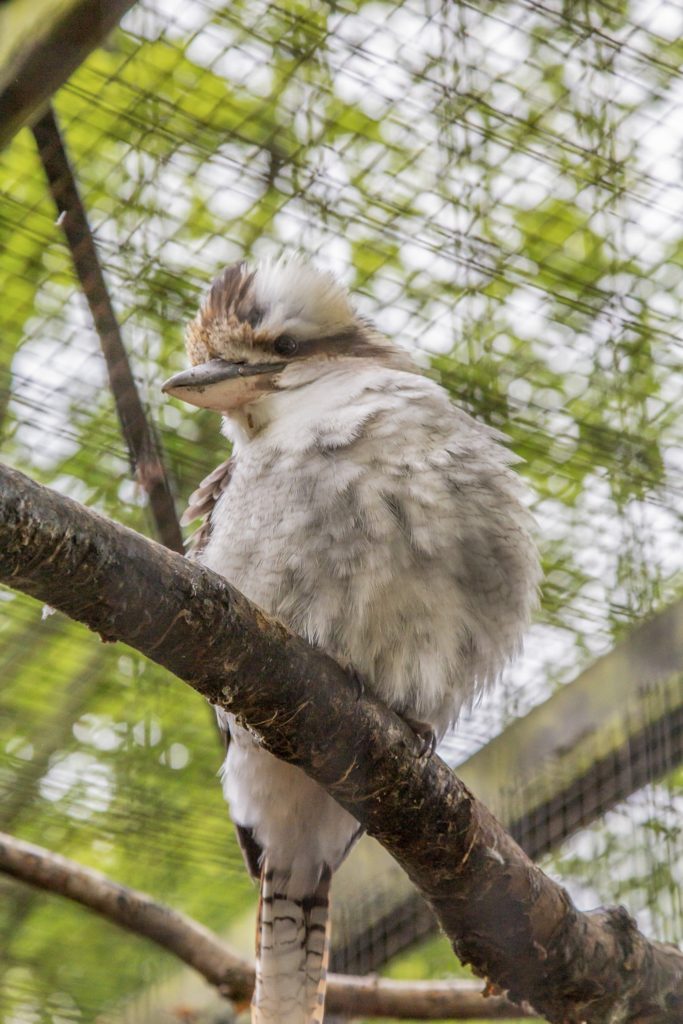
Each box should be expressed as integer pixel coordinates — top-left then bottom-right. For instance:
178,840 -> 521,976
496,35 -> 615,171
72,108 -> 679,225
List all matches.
2,0 -> 683,1021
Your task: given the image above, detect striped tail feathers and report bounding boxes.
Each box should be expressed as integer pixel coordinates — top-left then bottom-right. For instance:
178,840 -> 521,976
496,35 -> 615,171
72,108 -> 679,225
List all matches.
304,868 -> 331,1024
253,861 -> 332,1024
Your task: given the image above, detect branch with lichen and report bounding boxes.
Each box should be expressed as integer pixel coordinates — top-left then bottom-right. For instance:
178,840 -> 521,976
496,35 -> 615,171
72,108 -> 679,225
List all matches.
0,463 -> 681,1023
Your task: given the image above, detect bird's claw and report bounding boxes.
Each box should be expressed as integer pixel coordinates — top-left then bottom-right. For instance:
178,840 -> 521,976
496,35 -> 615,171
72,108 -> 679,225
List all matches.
345,663 -> 366,701
402,716 -> 437,759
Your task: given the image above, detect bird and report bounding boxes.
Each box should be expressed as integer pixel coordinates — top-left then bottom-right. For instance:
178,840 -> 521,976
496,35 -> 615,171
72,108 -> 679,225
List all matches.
161,255 -> 541,1024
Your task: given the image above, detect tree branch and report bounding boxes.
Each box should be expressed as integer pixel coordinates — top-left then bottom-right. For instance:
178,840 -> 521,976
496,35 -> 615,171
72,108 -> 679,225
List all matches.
32,106 -> 184,554
0,462 -> 682,1023
0,831 -> 532,1020
0,0 -> 138,150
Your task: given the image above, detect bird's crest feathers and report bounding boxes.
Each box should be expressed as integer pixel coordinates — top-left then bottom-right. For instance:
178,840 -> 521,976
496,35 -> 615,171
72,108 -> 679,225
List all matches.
187,255 -> 358,366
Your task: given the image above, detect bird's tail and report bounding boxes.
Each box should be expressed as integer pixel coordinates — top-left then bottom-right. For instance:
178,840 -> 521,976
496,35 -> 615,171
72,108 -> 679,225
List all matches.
252,860 -> 331,1024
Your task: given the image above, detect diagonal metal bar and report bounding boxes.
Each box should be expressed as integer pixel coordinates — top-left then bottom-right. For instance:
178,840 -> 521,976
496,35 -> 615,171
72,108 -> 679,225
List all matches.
31,105 -> 184,553
333,700 -> 683,974
333,665 -> 683,974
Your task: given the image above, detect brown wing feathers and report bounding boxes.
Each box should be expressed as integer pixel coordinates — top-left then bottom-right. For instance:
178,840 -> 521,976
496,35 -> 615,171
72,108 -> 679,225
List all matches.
182,456 -> 234,558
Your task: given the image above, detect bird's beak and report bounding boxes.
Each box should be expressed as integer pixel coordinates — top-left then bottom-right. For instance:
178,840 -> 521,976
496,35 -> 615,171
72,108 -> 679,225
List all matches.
161,358 -> 287,411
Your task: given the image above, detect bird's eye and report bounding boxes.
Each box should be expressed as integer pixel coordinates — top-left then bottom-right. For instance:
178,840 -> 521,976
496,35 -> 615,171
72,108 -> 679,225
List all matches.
274,335 -> 298,356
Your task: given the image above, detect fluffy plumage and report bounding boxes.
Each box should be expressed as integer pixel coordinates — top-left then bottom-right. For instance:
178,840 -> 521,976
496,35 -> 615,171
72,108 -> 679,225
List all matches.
174,255 -> 541,1023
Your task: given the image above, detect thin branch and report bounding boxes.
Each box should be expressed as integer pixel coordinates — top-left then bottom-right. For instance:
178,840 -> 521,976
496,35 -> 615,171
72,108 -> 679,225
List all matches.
0,462 -> 682,1023
0,831 -> 532,1020
31,106 -> 184,554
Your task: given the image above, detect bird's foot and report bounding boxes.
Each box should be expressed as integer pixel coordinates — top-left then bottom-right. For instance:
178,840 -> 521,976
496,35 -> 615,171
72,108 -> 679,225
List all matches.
401,716 -> 437,759
343,662 -> 366,701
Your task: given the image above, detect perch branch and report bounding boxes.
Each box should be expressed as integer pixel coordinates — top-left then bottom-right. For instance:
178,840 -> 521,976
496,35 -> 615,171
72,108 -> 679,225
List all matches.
0,463 -> 681,1023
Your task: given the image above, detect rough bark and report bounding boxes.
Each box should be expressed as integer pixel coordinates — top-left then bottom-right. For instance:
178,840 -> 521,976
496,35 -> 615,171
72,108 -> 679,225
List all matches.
0,831 -> 532,1020
0,463 -> 682,1023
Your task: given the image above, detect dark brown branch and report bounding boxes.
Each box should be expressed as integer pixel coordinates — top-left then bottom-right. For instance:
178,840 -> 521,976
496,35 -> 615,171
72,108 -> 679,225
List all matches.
0,0 -> 138,150
31,107 -> 183,553
0,831 -> 531,1020
0,462 -> 682,1023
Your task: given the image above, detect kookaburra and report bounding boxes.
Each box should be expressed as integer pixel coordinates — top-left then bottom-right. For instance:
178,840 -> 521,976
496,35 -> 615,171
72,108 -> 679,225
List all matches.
162,256 -> 540,1024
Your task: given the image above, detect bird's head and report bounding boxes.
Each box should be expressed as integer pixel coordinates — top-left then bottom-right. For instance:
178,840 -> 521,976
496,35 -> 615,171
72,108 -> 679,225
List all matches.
161,256 -> 412,417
